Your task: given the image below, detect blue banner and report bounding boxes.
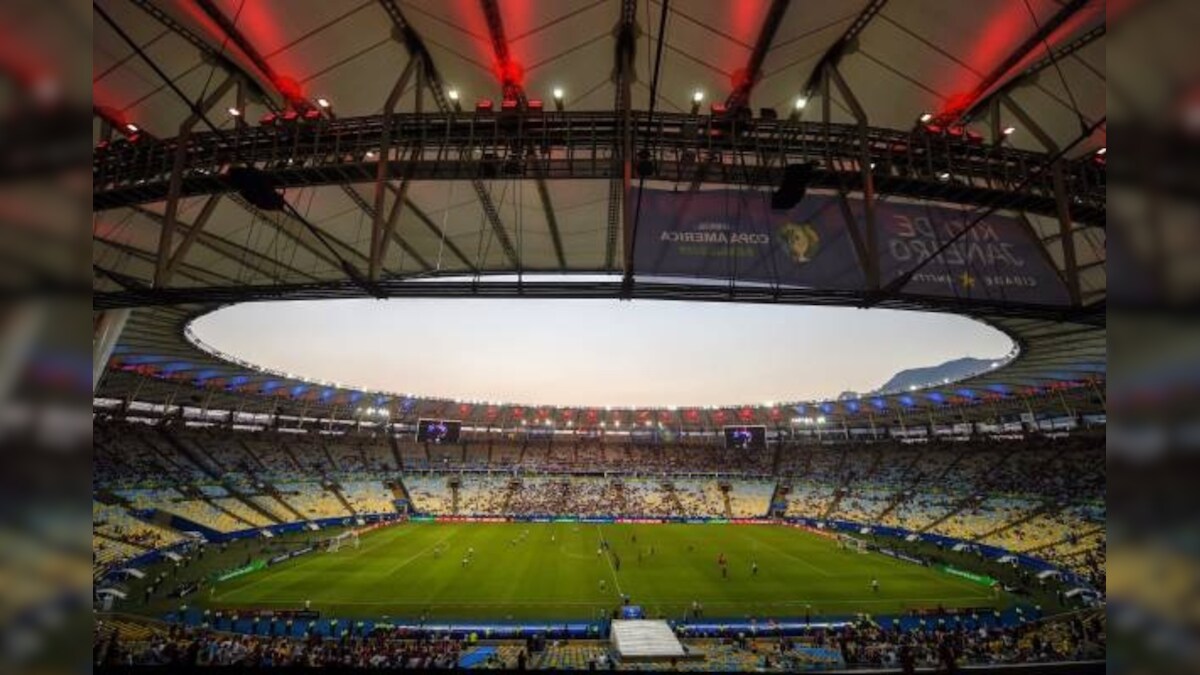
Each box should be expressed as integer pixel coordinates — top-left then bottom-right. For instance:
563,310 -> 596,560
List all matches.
630,188 -> 1069,306
631,187 -> 862,289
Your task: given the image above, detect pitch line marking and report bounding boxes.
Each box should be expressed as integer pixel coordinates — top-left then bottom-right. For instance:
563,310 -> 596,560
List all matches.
212,524 -> 414,602
383,530 -> 460,577
558,545 -> 593,561
737,530 -> 833,577
595,525 -> 624,599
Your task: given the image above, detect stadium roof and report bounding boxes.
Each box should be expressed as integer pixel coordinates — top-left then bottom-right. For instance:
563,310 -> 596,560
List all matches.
92,0 -> 1106,422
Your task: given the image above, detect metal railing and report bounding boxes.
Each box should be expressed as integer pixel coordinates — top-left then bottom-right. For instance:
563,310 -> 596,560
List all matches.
94,111 -> 1105,225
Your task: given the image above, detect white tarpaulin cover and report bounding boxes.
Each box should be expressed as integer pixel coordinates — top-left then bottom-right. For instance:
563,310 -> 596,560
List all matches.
611,620 -> 687,660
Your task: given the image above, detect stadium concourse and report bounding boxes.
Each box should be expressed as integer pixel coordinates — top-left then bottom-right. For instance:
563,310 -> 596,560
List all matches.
93,0 -> 1106,672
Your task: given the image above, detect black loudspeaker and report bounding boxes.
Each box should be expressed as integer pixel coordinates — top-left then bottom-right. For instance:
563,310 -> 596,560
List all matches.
479,152 -> 499,179
771,162 -> 814,210
636,149 -> 656,178
227,166 -> 285,211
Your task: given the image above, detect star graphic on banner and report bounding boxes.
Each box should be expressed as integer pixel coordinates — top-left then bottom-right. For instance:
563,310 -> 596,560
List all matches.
958,271 -> 976,290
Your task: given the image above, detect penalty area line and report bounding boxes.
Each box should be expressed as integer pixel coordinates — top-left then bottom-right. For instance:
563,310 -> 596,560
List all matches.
212,526 -> 416,602
382,530 -> 460,577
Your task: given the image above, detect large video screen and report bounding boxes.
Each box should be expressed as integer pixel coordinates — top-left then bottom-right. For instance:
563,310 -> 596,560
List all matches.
723,425 -> 766,450
416,419 -> 461,444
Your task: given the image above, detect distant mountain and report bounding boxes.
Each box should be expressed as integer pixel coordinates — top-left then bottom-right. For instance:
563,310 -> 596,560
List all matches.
873,357 -> 995,395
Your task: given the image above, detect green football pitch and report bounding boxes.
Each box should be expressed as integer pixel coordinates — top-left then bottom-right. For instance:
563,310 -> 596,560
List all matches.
206,522 -> 1005,621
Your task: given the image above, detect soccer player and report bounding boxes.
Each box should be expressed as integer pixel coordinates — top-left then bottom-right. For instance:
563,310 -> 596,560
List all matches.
751,561 -> 759,576
599,579 -> 607,592
871,578 -> 879,593
462,556 -> 469,568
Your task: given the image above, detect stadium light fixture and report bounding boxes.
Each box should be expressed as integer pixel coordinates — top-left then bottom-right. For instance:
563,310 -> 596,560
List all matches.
1002,126 -> 1016,136
125,122 -> 140,133
1096,147 -> 1106,156
366,150 -> 378,159
448,88 -> 462,112
936,170 -> 951,181
317,97 -> 331,109
227,107 -> 241,117
794,96 -> 807,111
691,89 -> 704,114
919,112 -> 933,124
32,77 -> 59,103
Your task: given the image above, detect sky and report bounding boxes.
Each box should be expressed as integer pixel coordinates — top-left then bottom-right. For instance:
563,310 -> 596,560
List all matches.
190,299 -> 1013,408
194,299 -> 1012,403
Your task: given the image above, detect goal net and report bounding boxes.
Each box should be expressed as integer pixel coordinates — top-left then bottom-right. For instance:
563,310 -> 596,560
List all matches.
326,530 -> 360,553
837,533 -> 869,554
